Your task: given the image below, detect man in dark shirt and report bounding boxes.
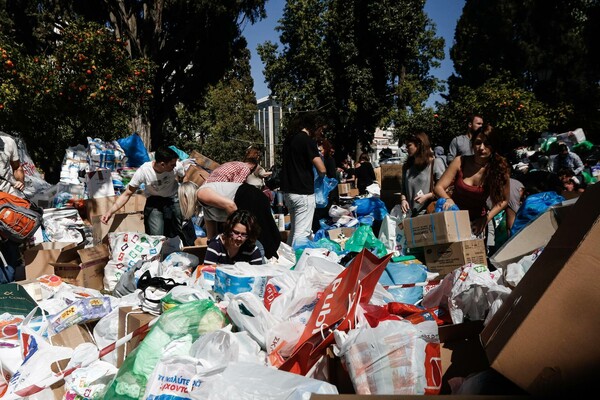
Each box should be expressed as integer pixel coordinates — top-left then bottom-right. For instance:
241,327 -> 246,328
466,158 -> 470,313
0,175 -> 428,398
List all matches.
281,112 -> 326,246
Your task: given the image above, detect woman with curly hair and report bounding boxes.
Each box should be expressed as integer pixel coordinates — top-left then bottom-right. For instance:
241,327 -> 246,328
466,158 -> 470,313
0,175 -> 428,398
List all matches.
400,132 -> 446,216
201,209 -> 263,265
434,124 -> 510,236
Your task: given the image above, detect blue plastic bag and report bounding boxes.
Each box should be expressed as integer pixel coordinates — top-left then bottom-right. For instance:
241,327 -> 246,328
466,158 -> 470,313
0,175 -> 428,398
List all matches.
353,197 -> 389,220
378,261 -> 428,305
117,133 -> 150,167
511,191 -> 564,236
314,174 -> 338,208
434,198 -> 460,213
169,145 -> 189,161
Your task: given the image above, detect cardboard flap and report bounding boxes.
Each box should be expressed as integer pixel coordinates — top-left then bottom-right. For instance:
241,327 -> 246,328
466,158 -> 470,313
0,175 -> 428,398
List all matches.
77,243 -> 109,264
54,243 -> 87,263
27,242 -> 78,252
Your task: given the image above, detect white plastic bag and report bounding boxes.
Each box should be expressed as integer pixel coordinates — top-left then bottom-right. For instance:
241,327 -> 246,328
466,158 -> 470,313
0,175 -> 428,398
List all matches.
226,292 -> 283,350
188,361 -> 338,400
334,319 -> 441,395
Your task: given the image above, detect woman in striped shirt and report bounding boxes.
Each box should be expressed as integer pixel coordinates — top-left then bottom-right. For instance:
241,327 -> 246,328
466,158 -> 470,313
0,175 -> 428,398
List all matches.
203,209 -> 263,265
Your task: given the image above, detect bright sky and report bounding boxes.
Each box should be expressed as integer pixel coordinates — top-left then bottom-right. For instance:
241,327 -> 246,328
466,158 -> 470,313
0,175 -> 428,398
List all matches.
243,0 -> 465,106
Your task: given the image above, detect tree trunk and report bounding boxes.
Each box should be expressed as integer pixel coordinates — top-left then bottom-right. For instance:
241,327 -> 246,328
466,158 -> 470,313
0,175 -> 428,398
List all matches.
128,115 -> 151,151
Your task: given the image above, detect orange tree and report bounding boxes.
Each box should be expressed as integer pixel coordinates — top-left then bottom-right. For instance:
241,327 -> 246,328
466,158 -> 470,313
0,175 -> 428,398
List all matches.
0,20 -> 155,182
433,75 -> 550,155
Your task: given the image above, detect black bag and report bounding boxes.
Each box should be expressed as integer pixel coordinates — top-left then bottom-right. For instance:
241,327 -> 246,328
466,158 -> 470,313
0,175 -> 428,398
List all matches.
264,164 -> 282,190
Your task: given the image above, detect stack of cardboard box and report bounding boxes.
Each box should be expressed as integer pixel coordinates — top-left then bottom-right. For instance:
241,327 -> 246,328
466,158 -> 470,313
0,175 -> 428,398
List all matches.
403,210 -> 486,277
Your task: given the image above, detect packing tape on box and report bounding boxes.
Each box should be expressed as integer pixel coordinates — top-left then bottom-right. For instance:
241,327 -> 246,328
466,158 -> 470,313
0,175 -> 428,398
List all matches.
408,210 -> 465,247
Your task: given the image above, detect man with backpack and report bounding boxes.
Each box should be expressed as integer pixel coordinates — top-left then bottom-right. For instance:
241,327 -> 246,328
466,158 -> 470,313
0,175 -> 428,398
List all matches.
0,134 -> 26,282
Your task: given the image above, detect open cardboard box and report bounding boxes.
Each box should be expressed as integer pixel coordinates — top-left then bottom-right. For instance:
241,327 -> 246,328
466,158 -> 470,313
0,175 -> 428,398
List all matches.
22,242 -> 79,281
327,227 -> 356,250
481,183 -> 600,396
50,244 -> 109,291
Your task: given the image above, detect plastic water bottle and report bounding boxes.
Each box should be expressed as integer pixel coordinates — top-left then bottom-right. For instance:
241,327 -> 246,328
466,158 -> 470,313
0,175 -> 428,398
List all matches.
278,214 -> 286,231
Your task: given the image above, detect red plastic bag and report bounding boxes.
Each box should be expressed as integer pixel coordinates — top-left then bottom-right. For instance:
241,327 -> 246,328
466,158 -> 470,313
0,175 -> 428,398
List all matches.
278,249 -> 393,375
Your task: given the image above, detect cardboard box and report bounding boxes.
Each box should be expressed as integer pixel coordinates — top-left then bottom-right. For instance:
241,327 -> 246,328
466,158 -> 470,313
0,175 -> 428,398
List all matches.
404,211 -> 471,248
379,189 -> 401,211
438,321 -> 490,394
347,188 -> 359,197
424,239 -> 487,276
489,201 -> 573,270
481,183 -> 599,396
23,242 -> 79,280
117,306 -> 156,367
50,244 -> 109,291
49,324 -> 95,371
374,166 -> 382,187
189,150 -> 220,172
327,227 -> 356,250
182,245 -> 208,262
194,237 -> 208,246
183,164 -> 211,187
86,194 -> 146,219
91,213 -> 145,245
338,183 -> 352,195
280,230 -> 290,243
379,164 -> 403,190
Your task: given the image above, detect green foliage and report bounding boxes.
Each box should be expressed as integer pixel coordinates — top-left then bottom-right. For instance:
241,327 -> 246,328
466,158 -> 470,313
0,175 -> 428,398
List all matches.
258,0 -> 444,159
436,76 -> 550,153
450,0 -> 600,139
168,45 -> 262,164
0,20 -> 154,181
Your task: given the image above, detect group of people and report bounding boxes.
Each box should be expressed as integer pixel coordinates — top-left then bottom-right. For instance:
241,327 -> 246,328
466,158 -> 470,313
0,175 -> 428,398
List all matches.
98,145 -> 280,267
2,110 -> 593,277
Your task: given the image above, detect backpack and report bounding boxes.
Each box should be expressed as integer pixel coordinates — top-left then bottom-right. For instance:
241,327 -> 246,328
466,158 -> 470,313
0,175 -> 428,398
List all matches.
0,192 -> 43,243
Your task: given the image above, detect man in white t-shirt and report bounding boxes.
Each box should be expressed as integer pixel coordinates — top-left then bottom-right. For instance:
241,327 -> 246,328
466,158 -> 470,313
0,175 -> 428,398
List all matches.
101,147 -> 189,243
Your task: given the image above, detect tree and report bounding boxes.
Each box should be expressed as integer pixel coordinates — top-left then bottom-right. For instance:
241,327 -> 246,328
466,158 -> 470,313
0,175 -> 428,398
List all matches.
436,75 -> 550,153
258,0 -> 444,159
450,0 -> 600,138
167,43 -> 262,164
2,0 -> 268,149
0,20 -> 154,181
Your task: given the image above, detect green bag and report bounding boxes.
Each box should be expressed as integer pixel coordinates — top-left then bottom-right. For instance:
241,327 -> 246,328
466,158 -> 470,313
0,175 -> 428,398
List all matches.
102,299 -> 228,400
344,224 -> 388,257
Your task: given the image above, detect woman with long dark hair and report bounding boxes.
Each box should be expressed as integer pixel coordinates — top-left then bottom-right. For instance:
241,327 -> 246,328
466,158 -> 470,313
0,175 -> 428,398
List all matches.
400,132 -> 446,216
434,124 -> 510,236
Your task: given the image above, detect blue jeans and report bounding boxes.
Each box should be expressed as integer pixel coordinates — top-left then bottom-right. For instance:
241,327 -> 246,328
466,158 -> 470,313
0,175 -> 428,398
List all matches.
284,193 -> 316,247
144,195 -> 186,241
